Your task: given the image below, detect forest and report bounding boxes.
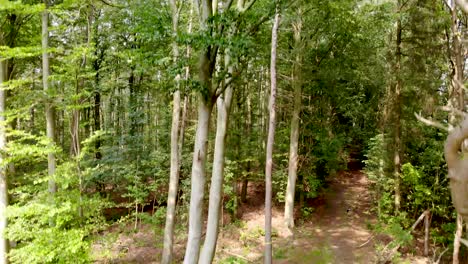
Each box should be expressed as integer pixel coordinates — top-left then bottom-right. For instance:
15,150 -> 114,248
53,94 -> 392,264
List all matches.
2,0 -> 468,263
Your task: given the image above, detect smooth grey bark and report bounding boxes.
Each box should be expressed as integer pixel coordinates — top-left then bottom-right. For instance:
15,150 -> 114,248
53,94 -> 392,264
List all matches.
184,98 -> 213,263
265,7 -> 280,264
162,0 -> 182,262
284,8 -> 302,231
199,1 -> 258,259
0,59 -> 9,264
42,2 -> 57,199
199,83 -> 233,264
184,0 -> 215,262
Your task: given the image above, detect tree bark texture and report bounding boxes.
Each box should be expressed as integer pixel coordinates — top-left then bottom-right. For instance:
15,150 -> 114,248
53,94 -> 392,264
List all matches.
162,0 -> 182,262
265,7 -> 280,264
451,2 -> 465,113
183,98 -> 213,263
199,85 -> 233,264
284,8 -> 302,231
184,0 -> 215,262
0,59 -> 9,264
42,2 -> 57,198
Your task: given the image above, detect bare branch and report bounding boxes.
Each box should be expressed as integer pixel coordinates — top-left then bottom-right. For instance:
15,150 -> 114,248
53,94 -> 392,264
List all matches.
438,106 -> 467,117
435,248 -> 449,264
240,0 -> 257,12
414,112 -> 449,132
411,210 -> 428,230
356,235 -> 375,248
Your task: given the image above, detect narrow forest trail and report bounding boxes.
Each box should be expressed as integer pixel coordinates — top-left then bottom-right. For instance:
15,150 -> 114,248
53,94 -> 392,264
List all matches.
92,169 -> 383,263
213,169 -> 379,263
285,170 -> 378,263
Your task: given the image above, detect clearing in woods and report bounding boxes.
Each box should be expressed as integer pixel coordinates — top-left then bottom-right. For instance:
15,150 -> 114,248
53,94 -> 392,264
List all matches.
93,169 -> 404,263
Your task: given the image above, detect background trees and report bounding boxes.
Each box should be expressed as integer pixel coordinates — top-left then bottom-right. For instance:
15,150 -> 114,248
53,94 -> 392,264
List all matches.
0,0 -> 467,262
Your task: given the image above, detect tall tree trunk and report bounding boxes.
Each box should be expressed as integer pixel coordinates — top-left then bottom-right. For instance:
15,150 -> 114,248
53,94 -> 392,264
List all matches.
162,1 -> 182,262
265,6 -> 280,264
0,58 -> 9,264
42,1 -> 57,203
184,0 -> 215,261
393,4 -> 402,213
284,8 -> 302,231
184,97 -> 213,263
451,2 -> 465,113
199,80 -> 233,264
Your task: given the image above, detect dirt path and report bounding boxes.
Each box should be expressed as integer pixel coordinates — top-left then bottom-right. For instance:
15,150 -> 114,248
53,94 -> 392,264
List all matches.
212,170 -> 378,263
92,170 -> 380,263
293,170 -> 377,263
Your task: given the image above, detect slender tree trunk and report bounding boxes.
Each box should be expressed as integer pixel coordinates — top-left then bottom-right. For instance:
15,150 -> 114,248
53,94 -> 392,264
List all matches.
199,82 -> 233,264
42,2 -> 57,203
393,4 -> 402,213
162,90 -> 181,264
184,98 -> 213,263
453,215 -> 463,264
241,90 -> 252,203
0,58 -> 9,264
451,2 -> 465,113
284,8 -> 302,231
265,7 -> 280,264
162,1 -> 182,262
184,0 -> 216,261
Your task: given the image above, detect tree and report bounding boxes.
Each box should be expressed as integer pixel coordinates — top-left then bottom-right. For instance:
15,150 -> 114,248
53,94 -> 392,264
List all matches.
0,54 -> 8,264
284,3 -> 302,231
265,3 -> 280,263
162,0 -> 182,262
183,0 -> 217,260
42,0 -> 57,207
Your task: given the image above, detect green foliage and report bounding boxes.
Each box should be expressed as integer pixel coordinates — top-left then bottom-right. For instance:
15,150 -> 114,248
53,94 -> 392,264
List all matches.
223,160 -> 238,217
6,160 -> 108,263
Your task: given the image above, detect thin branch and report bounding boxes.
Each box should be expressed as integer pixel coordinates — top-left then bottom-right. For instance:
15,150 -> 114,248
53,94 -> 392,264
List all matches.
221,249 -> 254,263
97,0 -> 125,8
414,112 -> 449,132
461,238 -> 468,247
241,0 -> 257,12
444,0 -> 452,10
356,235 -> 375,248
435,247 -> 449,264
411,210 -> 428,231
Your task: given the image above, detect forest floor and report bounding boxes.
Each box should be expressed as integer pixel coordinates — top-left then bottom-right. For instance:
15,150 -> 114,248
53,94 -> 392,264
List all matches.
91,169 -> 430,263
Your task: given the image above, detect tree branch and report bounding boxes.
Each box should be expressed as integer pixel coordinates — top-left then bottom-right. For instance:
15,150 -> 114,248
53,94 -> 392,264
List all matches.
414,112 -> 449,132
240,0 -> 257,12
224,0 -> 234,11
